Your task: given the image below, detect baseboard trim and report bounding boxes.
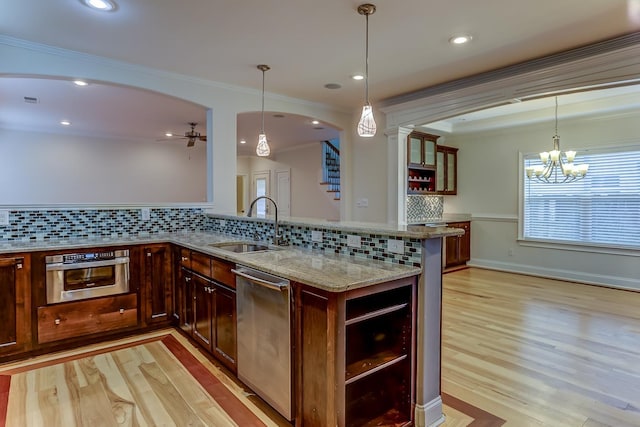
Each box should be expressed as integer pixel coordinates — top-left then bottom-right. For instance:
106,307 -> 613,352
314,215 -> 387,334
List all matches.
468,259 -> 640,291
414,395 -> 445,427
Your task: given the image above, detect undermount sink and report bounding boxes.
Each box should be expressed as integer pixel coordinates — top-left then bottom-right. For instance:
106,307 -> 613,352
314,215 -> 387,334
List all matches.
209,241 -> 273,253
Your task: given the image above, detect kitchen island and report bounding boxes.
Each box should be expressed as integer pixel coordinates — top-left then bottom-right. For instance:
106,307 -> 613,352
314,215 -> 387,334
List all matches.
0,214 -> 462,427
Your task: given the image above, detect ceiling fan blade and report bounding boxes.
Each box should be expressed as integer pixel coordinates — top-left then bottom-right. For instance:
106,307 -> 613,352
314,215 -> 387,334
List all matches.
198,135 -> 207,141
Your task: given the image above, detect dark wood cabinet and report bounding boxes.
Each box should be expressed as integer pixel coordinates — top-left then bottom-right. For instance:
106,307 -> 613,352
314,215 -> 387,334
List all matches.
177,248 -> 237,373
142,244 -> 172,325
213,283 -> 237,371
37,294 -> 138,343
0,254 -> 31,357
296,276 -> 417,427
445,221 -> 471,270
407,131 -> 459,195
193,272 -> 214,348
407,131 -> 438,194
436,145 -> 458,195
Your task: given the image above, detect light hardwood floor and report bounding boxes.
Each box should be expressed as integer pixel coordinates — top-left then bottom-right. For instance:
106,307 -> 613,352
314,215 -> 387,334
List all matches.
2,268 -> 638,426
442,268 -> 640,427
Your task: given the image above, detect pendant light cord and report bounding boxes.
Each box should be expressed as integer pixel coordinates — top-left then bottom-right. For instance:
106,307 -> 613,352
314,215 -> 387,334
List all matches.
554,96 -> 558,135
364,12 -> 370,105
261,69 -> 265,133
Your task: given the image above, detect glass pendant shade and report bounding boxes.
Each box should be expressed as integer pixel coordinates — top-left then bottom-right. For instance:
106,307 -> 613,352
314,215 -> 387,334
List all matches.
256,133 -> 270,156
357,104 -> 376,137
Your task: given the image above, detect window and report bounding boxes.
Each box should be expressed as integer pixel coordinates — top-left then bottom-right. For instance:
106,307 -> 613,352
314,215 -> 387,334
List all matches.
522,145 -> 640,249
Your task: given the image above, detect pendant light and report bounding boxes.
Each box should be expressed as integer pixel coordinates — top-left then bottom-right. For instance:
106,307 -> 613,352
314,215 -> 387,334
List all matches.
526,96 -> 589,183
256,64 -> 271,157
357,3 -> 376,137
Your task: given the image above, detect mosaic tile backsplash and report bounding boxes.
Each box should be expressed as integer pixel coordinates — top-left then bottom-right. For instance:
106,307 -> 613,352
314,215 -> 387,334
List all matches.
204,215 -> 422,267
0,208 -> 206,241
406,195 -> 444,224
0,208 -> 422,267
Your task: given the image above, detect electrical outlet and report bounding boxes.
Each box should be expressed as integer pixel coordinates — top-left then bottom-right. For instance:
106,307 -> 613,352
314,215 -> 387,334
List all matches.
388,239 -> 405,254
141,208 -> 151,221
0,210 -> 9,226
356,198 -> 369,207
311,230 -> 323,242
347,234 -> 361,248
508,248 -> 514,256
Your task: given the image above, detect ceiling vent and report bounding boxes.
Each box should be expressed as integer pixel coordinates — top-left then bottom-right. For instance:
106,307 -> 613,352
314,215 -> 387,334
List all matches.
24,96 -> 39,104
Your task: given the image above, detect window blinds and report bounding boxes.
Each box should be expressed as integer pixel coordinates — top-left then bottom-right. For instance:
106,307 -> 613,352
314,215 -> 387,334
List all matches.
523,146 -> 640,248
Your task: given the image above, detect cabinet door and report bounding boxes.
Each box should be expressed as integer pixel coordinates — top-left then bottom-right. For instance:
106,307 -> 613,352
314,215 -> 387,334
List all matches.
193,273 -> 213,349
422,138 -> 436,166
445,235 -> 460,267
214,283 -> 237,372
436,150 -> 445,192
446,151 -> 457,193
143,244 -> 172,325
459,222 -> 471,262
408,135 -> 423,165
0,255 -> 30,356
180,268 -> 194,334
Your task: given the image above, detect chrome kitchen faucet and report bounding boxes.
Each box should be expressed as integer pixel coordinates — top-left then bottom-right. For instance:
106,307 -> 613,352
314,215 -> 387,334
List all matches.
247,196 -> 286,246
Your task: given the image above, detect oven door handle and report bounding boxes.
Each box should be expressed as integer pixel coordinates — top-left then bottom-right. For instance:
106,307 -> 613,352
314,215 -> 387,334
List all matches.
46,257 -> 130,271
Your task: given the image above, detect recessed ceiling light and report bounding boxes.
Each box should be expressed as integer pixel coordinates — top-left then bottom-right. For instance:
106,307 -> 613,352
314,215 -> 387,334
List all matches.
324,83 -> 342,90
81,0 -> 117,11
240,139 -> 246,144
449,34 -> 473,45
165,132 -> 173,137
60,120 -> 71,126
311,120 -> 320,125
352,74 -> 364,81
73,80 -> 89,86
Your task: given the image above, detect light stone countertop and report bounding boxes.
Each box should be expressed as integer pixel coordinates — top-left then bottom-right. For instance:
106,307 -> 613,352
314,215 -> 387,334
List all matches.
0,231 -> 422,292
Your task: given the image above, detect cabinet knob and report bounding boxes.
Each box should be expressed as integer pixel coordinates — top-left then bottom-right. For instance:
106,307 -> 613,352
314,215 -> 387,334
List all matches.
119,308 -> 125,314
16,263 -> 23,269
185,277 -> 191,282
54,318 -> 61,325
147,252 -> 152,257
181,256 -> 189,262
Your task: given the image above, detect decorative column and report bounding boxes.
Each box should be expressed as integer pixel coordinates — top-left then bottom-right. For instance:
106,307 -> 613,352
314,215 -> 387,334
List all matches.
414,236 -> 445,427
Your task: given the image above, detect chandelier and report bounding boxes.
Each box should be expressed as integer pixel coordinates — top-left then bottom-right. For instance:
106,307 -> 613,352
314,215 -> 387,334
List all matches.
356,3 -> 376,137
256,64 -> 271,157
526,97 -> 588,183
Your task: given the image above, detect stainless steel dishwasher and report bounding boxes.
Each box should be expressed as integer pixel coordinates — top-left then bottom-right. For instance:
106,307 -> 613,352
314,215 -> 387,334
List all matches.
233,265 -> 292,421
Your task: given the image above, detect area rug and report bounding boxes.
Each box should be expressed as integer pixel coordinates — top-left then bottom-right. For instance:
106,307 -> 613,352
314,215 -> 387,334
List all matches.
0,331 -> 505,427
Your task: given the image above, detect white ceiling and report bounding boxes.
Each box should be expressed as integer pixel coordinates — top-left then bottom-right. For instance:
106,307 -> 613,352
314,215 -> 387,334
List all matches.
1,1 -> 639,150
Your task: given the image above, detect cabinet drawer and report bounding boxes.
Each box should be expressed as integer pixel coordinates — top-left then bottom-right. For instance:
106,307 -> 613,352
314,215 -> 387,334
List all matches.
212,258 -> 235,289
37,294 -> 138,344
190,251 -> 212,277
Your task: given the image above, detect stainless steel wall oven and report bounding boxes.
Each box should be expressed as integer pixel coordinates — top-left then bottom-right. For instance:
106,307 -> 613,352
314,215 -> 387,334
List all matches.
45,250 -> 130,304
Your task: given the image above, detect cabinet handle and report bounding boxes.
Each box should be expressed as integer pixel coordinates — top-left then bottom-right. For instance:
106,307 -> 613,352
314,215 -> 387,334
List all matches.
181,256 -> 189,262
54,318 -> 61,325
16,262 -> 23,269
147,252 -> 152,257
119,308 -> 125,314
185,277 -> 191,282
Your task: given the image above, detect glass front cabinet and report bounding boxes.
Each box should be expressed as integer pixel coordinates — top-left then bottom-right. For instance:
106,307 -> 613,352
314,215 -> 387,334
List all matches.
407,131 -> 458,195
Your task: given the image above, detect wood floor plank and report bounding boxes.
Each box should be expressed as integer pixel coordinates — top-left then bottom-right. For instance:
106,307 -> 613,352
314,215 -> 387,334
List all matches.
442,268 -> 640,427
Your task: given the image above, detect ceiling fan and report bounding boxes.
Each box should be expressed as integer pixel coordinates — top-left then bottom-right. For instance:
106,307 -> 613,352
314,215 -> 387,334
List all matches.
158,122 -> 207,147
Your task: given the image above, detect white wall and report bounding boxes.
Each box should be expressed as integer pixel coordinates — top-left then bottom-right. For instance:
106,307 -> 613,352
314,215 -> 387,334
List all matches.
349,106 -> 389,223
237,142 -> 340,220
445,111 -> 640,289
0,37 -> 355,216
0,128 -> 207,204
